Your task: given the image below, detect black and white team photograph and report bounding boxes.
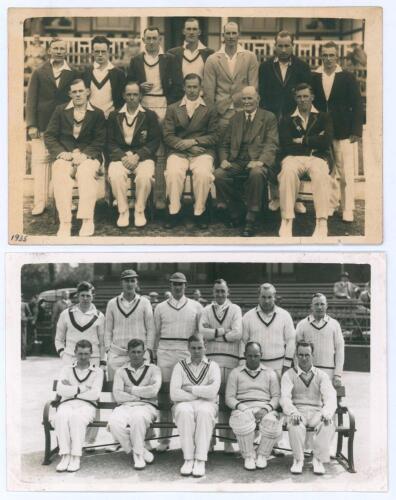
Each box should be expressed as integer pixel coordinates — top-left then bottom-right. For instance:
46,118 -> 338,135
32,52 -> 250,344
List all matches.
8,7 -> 382,243
7,253 -> 386,492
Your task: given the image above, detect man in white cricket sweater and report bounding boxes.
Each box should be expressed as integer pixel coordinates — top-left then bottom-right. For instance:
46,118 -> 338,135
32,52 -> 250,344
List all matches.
199,278 -> 242,452
170,333 -> 221,477
54,339 -> 104,473
296,293 -> 345,386
105,269 -> 155,381
108,339 -> 162,470
281,341 -> 337,475
241,283 -> 296,378
154,272 -> 203,451
226,342 -> 282,470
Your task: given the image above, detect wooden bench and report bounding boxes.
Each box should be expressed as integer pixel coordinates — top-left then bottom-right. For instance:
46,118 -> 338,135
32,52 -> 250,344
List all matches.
42,381 -> 356,473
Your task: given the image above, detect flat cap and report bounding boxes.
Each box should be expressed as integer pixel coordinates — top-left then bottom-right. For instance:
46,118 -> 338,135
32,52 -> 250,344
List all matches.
340,272 -> 350,278
169,272 -> 187,283
121,269 -> 139,279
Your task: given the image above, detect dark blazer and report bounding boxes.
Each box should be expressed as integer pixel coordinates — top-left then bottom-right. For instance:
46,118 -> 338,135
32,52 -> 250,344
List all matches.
82,65 -> 126,110
107,106 -> 161,162
44,103 -> 106,162
311,69 -> 364,140
218,108 -> 279,168
258,56 -> 312,119
25,61 -> 79,132
167,45 -> 214,72
279,110 -> 333,165
163,99 -> 219,158
127,53 -> 184,105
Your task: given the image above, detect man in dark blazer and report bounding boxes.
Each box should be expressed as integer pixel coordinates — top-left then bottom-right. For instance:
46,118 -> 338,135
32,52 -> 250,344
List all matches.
44,79 -> 106,237
107,81 -> 161,229
82,35 -> 126,118
311,41 -> 364,222
162,73 -> 219,229
127,26 -> 184,122
258,30 -> 312,215
278,83 -> 333,239
167,18 -> 214,80
26,38 -> 79,215
215,86 -> 279,237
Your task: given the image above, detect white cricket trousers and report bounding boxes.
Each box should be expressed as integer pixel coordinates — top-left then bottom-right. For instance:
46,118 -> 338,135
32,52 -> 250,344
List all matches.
108,404 -> 158,455
54,400 -> 96,456
287,407 -> 335,463
165,154 -> 214,216
278,156 -> 330,220
173,400 -> 218,461
333,139 -> 358,214
31,136 -> 50,208
108,160 -> 155,214
52,158 -> 100,223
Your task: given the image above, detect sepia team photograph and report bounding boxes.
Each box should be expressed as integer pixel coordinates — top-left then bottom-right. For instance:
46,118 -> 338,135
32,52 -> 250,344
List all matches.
8,7 -> 382,244
7,252 -> 386,492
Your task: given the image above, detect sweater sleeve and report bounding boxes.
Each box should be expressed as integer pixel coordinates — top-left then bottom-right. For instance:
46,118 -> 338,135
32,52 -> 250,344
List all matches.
144,300 -> 155,351
283,312 -> 296,368
268,370 -> 281,410
77,369 -> 104,401
55,310 -> 68,355
333,321 -> 345,377
199,307 -> 216,340
202,55 -> 216,108
280,370 -> 300,416
57,366 -> 80,398
191,362 -> 221,400
224,306 -> 243,343
170,363 -> 196,402
112,368 -> 141,403
104,300 -> 114,352
225,368 -> 240,410
97,313 -> 106,362
319,371 -> 337,418
130,365 -> 162,399
153,305 -> 162,352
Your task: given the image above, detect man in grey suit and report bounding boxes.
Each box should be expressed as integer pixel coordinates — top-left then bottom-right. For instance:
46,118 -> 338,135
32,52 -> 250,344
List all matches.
203,22 -> 258,132
215,86 -> 279,237
163,73 -> 219,229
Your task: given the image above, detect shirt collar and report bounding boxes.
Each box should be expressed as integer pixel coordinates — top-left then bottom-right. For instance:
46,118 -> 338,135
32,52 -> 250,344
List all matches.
185,356 -> 209,366
245,109 -> 257,120
242,363 -> 266,373
315,63 -> 343,75
127,360 -> 150,371
291,105 -> 320,119
274,57 -> 292,65
218,44 -> 246,56
183,40 -> 206,51
296,365 -> 318,376
72,362 -> 95,371
143,47 -> 164,57
50,59 -> 72,71
120,292 -> 140,302
118,103 -> 146,115
93,61 -> 114,71
308,314 -> 330,324
180,95 -> 206,108
70,303 -> 98,315
65,100 -> 95,111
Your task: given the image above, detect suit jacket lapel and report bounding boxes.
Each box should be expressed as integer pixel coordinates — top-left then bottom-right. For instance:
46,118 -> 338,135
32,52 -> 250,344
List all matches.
283,62 -> 294,86
272,61 -> 284,86
218,54 -> 233,81
306,113 -> 319,135
77,109 -> 94,138
116,112 -> 125,140
327,72 -> 341,103
132,111 -> 146,140
248,111 -> 263,143
64,107 -> 75,131
43,61 -> 57,88
233,52 -> 244,81
176,105 -> 190,130
188,104 -> 207,130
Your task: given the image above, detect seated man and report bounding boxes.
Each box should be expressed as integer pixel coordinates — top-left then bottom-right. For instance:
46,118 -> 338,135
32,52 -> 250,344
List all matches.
215,86 -> 278,237
278,83 -> 333,238
226,342 -> 282,470
108,338 -> 162,470
107,82 -> 161,228
163,73 -> 219,229
44,78 -> 106,237
170,333 -> 221,477
54,339 -> 104,472
280,341 -> 337,475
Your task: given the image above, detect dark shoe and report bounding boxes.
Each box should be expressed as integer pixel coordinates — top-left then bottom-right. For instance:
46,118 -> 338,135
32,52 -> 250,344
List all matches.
194,213 -> 208,230
165,214 -> 179,229
241,223 -> 256,237
226,216 -> 244,229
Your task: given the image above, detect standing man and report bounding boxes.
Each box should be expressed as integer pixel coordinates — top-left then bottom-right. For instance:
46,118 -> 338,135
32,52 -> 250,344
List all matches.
105,269 -> 155,381
44,79 -> 106,237
241,283 -> 295,378
26,38 -> 78,216
281,341 -> 337,475
54,339 -> 104,473
296,293 -> 345,387
277,83 -> 333,238
215,86 -> 278,236
199,278 -> 242,452
312,41 -> 364,222
107,81 -> 161,228
52,290 -> 72,335
82,36 -> 126,118
168,18 -> 214,80
108,339 -> 162,470
226,342 -> 282,470
154,272 -> 203,451
21,297 -> 32,360
163,73 -> 219,229
170,334 -> 221,477
203,21 -> 258,132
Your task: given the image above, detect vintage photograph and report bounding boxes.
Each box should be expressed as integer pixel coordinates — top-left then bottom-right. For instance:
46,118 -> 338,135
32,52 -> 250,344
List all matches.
7,252 -> 386,491
8,7 -> 382,243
